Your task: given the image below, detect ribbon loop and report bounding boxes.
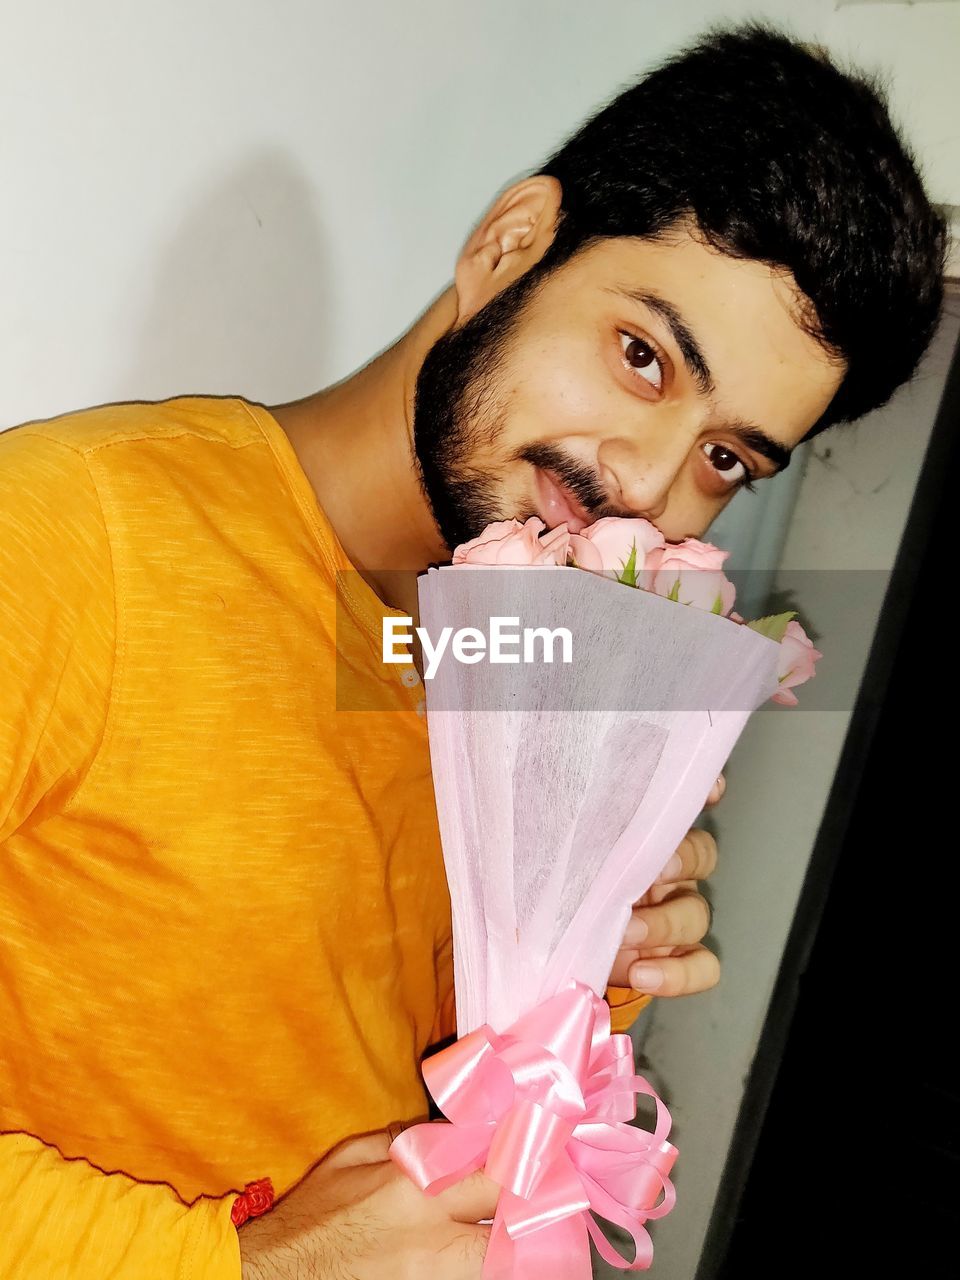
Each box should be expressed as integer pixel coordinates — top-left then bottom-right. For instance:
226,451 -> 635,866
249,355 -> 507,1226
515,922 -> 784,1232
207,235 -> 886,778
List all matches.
390,981 -> 677,1278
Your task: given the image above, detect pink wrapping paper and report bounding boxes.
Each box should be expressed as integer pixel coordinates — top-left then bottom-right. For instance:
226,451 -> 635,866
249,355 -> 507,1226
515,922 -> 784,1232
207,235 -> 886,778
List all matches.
391,562 -> 782,1275
416,564 -> 781,1034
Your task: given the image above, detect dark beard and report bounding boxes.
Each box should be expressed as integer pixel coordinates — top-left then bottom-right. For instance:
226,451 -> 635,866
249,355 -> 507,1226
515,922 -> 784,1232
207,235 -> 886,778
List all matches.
412,270 -> 544,553
413,266 -> 621,552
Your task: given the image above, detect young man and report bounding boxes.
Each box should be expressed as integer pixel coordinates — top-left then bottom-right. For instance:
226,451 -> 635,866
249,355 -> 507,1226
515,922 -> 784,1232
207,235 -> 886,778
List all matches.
0,24 -> 945,1280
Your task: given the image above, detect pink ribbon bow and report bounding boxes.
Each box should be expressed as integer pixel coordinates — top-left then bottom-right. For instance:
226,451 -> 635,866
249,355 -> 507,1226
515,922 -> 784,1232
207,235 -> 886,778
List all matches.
389,982 -> 677,1279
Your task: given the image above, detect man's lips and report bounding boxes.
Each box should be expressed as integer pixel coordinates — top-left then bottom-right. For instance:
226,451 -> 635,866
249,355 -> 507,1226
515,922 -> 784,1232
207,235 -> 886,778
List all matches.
533,467 -> 593,534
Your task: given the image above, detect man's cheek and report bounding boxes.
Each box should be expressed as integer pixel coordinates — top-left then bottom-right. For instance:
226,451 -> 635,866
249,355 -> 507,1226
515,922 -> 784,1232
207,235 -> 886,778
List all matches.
517,351 -> 619,445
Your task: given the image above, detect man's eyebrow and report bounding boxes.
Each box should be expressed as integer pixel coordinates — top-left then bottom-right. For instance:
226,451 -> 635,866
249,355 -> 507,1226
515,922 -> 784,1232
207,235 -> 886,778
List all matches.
608,284 -> 793,474
607,285 -> 714,395
727,422 -> 792,474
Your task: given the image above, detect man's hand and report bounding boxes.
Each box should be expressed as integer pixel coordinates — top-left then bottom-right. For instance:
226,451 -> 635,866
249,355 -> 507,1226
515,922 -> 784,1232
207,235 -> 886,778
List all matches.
608,775 -> 724,997
239,1127 -> 498,1280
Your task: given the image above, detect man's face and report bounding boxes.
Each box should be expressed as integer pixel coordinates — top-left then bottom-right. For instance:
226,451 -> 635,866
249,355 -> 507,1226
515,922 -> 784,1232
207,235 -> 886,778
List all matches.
413,228 -> 845,551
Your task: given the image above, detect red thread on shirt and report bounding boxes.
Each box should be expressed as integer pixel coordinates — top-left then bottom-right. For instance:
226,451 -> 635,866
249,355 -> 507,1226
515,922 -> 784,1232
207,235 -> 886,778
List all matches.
231,1177 -> 275,1228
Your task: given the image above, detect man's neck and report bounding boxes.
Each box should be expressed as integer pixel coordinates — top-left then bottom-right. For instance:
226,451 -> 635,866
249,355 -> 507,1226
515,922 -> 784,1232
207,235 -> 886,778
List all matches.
268,286 -> 458,615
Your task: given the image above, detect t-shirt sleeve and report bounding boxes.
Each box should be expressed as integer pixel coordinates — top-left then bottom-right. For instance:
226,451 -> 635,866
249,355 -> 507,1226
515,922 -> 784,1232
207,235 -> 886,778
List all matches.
0,427 -> 114,841
605,985 -> 653,1033
0,1131 -> 240,1279
1,428 -> 242,1275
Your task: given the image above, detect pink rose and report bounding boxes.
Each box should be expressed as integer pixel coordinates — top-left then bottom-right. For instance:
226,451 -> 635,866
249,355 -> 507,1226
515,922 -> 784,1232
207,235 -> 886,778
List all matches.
646,539 -> 737,616
452,516 -> 570,566
567,517 -> 666,585
771,620 -> 823,706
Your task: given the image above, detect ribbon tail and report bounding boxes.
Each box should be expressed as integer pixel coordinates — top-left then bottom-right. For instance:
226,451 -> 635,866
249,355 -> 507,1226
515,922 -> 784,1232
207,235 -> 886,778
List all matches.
484,1202 -> 591,1280
497,1155 -> 589,1240
585,1212 -> 654,1273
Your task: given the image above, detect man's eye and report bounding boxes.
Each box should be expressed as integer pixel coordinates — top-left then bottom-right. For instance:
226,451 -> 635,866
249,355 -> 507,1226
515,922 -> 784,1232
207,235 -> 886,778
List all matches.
619,331 -> 663,390
702,442 -> 754,488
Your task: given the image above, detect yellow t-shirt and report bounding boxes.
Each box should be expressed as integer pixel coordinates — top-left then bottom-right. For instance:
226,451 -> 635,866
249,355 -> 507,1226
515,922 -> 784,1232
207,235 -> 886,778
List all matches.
0,396 -> 649,1278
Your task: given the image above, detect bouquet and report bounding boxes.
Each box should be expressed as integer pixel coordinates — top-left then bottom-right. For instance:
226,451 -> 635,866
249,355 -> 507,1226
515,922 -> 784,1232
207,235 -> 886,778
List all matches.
390,515 -> 821,1278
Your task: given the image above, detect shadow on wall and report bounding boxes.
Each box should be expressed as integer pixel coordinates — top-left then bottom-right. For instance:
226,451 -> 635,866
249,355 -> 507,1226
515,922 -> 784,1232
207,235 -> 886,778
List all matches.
122,149 -> 335,406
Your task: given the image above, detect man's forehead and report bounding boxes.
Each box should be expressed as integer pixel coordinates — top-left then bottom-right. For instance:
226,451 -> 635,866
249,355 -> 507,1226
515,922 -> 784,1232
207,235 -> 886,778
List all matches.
568,229 -> 799,310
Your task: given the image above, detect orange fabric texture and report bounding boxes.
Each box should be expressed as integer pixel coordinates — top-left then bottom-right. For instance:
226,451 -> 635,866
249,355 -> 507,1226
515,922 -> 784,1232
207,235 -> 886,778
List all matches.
0,396 -> 650,1277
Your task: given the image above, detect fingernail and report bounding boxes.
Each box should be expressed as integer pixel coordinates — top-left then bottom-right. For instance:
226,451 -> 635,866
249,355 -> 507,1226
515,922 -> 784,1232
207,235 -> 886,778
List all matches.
632,917 -> 649,944
658,853 -> 683,882
630,964 -> 664,991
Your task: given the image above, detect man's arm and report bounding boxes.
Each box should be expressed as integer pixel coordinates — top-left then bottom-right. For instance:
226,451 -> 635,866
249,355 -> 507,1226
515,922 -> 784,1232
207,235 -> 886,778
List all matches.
237,1130 -> 497,1280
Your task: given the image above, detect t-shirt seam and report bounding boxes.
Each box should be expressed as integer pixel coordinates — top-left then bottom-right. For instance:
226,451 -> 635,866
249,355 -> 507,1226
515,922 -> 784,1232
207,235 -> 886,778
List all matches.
18,417 -> 270,799
177,1198 -> 206,1280
236,400 -> 390,651
5,432 -> 120,820
25,408 -> 414,717
235,400 -> 340,580
21,425 -> 261,459
76,454 -> 121,809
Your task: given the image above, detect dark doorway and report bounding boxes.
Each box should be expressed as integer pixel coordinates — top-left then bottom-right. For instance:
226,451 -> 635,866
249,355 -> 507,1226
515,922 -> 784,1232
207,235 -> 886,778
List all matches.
700,308 -> 960,1279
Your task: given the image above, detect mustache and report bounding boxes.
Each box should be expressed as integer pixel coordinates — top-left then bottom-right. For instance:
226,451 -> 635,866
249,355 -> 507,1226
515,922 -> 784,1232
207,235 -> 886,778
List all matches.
515,443 -> 631,522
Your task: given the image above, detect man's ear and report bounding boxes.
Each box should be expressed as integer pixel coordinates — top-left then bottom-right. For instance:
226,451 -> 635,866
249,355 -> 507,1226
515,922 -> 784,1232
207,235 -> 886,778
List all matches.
453,175 -> 562,324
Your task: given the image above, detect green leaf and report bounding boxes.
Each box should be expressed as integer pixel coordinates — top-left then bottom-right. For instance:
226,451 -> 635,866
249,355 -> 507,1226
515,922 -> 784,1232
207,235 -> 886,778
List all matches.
667,577 -> 682,602
711,592 -> 724,614
746,611 -> 797,643
616,540 -> 639,588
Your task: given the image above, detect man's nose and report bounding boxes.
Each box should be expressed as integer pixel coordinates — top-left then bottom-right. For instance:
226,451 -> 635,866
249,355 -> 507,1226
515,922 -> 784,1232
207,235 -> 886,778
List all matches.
598,427 -> 693,522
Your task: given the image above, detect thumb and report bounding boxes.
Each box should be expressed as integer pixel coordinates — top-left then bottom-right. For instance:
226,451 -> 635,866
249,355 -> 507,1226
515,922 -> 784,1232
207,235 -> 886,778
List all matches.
435,1167 -> 502,1224
322,1129 -> 393,1170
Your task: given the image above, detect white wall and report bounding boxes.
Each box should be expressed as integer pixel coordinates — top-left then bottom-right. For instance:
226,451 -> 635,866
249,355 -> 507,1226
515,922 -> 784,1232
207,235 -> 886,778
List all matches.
828,0 -> 960,274
7,0 -> 958,431
831,1 -> 960,206
1,3 -> 956,1277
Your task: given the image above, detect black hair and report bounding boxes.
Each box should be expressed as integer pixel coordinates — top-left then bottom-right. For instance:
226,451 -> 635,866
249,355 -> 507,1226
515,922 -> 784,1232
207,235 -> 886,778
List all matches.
534,24 -> 947,438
